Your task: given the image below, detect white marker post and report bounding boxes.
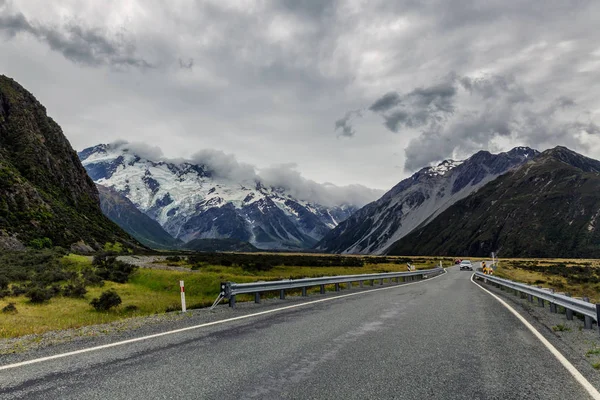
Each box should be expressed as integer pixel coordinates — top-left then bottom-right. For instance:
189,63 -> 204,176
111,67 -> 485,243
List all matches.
180,280 -> 186,312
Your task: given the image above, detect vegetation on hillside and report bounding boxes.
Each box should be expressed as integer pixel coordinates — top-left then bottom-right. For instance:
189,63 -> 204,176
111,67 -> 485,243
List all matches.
0,75 -> 139,250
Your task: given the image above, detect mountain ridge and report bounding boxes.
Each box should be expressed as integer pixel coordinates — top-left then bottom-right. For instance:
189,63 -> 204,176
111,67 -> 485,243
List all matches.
315,146 -> 539,254
79,143 -> 361,250
387,146 -> 600,258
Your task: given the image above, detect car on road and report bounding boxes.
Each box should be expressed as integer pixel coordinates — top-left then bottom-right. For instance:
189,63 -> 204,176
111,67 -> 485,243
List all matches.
459,260 -> 473,271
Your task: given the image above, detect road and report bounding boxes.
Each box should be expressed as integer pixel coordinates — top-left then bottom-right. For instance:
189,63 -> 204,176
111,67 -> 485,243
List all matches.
0,267 -> 596,399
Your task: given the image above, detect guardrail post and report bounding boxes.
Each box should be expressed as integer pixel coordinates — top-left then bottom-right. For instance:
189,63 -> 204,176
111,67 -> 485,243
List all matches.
320,284 -> 325,294
335,283 -> 340,292
302,287 -> 307,296
379,278 -> 384,285
255,293 -> 261,304
566,308 -> 574,320
585,316 -> 593,329
370,279 -> 374,286
359,281 -> 364,288
549,303 -> 557,313
538,298 -> 544,307
596,304 -> 600,335
347,281 -> 352,290
229,295 -> 236,308
528,294 -> 533,302
280,289 -> 285,300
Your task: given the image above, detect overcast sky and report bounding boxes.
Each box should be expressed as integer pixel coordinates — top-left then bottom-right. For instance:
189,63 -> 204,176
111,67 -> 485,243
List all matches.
1,0 -> 600,192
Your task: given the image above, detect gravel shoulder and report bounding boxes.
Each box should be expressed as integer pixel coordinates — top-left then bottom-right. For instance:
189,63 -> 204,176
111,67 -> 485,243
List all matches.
474,275 -> 600,388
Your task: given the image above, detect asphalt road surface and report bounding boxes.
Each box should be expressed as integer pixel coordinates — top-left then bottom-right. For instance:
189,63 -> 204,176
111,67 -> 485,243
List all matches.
1,267 -> 596,399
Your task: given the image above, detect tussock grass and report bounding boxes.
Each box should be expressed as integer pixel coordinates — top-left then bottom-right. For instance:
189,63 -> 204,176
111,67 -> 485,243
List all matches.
0,254 -> 447,338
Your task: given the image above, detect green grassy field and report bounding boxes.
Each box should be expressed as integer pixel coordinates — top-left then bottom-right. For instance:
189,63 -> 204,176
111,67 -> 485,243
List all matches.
0,253 -> 449,338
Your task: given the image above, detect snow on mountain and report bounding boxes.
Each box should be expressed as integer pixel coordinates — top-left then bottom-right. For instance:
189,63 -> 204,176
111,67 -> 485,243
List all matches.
79,144 -> 360,249
315,147 -> 540,254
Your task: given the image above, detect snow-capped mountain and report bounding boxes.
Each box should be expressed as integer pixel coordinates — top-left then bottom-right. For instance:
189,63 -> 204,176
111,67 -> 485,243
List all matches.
78,144 -> 359,249
315,147 -> 539,254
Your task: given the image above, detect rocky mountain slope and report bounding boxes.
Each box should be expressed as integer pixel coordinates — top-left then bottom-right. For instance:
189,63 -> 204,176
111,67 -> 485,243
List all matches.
97,184 -> 181,250
0,75 -> 138,250
79,144 -> 358,250
388,147 -> 600,258
316,147 -> 539,254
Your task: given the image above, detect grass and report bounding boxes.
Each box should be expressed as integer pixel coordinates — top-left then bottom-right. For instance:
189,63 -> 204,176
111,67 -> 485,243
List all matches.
552,324 -> 571,332
0,254 -> 448,338
493,258 -> 600,303
586,348 -> 600,357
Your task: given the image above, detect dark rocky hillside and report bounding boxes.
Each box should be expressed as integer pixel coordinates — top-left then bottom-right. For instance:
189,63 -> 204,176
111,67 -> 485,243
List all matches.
97,185 -> 181,250
388,147 -> 600,258
0,75 -> 138,250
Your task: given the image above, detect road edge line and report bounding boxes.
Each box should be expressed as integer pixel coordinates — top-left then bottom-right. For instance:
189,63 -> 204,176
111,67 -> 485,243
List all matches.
470,274 -> 600,399
0,269 -> 447,371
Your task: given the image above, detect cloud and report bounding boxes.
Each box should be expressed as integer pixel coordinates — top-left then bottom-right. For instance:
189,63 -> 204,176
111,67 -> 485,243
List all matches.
103,142 -> 382,207
335,109 -> 362,138
189,149 -> 258,182
259,163 -> 384,207
0,5 -> 151,68
109,141 -> 164,161
340,73 -> 600,171
369,92 -> 401,112
178,58 -> 194,70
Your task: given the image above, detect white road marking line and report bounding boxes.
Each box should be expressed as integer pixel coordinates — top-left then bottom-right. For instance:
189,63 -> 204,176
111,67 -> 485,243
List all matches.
0,270 -> 446,371
471,274 -> 600,399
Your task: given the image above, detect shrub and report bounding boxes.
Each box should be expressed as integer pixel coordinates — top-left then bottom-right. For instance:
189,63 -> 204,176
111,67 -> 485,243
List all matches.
1,303 -> 17,313
29,237 -> 53,249
63,280 -> 87,298
11,285 -> 27,296
165,256 -> 182,262
94,255 -> 137,283
81,266 -> 104,286
90,289 -> 122,311
26,286 -> 54,303
124,304 -> 138,312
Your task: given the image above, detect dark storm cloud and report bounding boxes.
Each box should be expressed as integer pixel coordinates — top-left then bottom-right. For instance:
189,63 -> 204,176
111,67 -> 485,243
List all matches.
369,92 -> 402,112
0,8 -> 151,68
342,73 -> 600,172
335,110 -> 362,138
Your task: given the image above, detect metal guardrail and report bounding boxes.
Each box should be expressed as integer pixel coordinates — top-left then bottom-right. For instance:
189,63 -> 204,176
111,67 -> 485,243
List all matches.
220,267 -> 445,308
474,272 -> 600,332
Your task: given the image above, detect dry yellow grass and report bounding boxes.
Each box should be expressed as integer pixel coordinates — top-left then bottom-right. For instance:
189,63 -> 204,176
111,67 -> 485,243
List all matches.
0,254 -> 449,338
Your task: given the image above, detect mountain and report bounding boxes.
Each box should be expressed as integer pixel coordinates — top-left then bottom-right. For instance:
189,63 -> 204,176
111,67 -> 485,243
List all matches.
181,238 -> 258,252
316,147 -> 539,254
97,184 -> 181,250
0,75 -> 138,251
79,144 -> 358,250
388,146 -> 600,258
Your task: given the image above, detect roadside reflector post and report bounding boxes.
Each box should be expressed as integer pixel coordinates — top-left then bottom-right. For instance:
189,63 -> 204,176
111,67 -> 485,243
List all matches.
180,280 -> 186,312
255,292 -> 261,304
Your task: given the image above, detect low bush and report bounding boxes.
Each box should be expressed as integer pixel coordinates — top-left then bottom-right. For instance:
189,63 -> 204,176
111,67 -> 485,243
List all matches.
63,280 -> 87,298
26,286 -> 54,303
90,289 -> 122,311
1,302 -> 17,313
